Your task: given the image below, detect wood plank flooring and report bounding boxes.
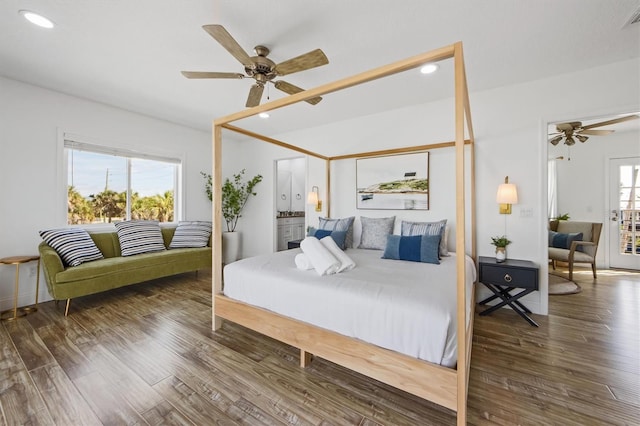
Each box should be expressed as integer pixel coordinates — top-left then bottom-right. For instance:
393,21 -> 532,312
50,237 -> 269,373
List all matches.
0,266 -> 638,425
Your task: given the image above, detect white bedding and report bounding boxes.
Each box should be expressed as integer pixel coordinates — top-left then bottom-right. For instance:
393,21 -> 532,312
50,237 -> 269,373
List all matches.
223,248 -> 476,367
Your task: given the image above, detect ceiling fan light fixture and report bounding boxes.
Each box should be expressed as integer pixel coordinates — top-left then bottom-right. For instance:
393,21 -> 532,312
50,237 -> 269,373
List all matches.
549,135 -> 563,146
576,134 -> 589,143
565,136 -> 575,146
19,10 -> 54,29
420,63 -> 439,74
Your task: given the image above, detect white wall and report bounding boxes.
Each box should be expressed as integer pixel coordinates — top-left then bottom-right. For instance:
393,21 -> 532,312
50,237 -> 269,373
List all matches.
226,57 -> 640,315
5,56 -> 635,315
0,76 -> 213,310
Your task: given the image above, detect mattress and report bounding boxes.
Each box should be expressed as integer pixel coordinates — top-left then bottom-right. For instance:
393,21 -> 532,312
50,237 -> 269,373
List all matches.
223,248 -> 476,367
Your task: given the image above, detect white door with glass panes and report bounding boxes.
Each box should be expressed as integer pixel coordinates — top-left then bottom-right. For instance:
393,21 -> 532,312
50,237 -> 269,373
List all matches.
609,157 -> 640,270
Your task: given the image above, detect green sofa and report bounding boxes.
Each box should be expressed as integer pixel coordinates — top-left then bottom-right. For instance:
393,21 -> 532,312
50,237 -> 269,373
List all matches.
38,226 -> 212,315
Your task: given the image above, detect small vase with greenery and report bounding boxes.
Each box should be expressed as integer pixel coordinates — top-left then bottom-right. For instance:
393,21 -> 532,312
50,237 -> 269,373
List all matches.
490,235 -> 511,263
201,169 -> 263,232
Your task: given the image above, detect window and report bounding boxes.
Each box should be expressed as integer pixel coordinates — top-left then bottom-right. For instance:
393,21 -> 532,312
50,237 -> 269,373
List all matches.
65,138 -> 180,225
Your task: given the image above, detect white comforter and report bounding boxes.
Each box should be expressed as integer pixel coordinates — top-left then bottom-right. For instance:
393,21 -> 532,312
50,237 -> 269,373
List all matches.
223,248 -> 476,367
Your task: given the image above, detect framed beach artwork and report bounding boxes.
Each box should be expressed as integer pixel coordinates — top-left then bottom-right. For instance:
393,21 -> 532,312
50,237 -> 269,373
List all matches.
356,152 -> 429,210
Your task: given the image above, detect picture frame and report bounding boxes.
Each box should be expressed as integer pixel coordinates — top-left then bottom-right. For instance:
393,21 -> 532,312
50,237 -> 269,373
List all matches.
356,152 -> 429,210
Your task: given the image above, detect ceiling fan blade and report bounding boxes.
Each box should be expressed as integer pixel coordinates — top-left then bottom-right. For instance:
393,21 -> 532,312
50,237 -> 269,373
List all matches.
578,129 -> 614,136
274,81 -> 322,105
549,135 -> 563,146
581,114 -> 639,130
275,49 -> 329,76
246,84 -> 264,108
181,71 -> 244,79
202,24 -> 253,67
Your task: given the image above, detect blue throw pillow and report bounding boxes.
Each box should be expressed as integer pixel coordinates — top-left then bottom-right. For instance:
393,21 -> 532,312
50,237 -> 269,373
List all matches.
382,234 -> 440,265
549,231 -> 583,251
314,229 -> 347,250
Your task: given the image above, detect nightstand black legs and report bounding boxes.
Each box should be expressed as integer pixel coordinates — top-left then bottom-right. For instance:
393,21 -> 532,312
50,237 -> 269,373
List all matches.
479,284 -> 539,327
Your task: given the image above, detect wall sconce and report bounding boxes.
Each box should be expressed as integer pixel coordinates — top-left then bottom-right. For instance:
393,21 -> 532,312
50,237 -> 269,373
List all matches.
496,176 -> 518,214
307,186 -> 322,212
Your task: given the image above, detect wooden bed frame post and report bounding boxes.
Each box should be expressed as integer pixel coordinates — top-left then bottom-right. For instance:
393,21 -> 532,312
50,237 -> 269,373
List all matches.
454,41 -> 468,426
212,124 -> 223,330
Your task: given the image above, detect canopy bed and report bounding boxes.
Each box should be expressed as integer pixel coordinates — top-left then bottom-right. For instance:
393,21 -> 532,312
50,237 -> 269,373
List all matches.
211,42 -> 476,425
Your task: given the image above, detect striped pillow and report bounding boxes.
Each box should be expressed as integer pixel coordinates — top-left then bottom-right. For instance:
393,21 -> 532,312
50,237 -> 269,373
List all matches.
115,220 -> 166,257
39,228 -> 104,267
169,221 -> 212,248
319,216 -> 355,248
401,219 -> 448,257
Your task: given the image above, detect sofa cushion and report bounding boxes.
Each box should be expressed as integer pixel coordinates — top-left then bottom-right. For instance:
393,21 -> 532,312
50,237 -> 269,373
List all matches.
89,232 -> 120,258
39,228 -> 104,267
55,247 -> 210,284
548,247 -> 594,262
169,221 -> 212,248
556,221 -> 592,243
115,220 -> 166,256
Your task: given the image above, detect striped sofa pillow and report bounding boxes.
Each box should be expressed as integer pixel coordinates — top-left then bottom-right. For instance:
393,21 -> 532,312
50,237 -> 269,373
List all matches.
39,228 -> 104,267
169,221 -> 212,248
115,220 -> 166,257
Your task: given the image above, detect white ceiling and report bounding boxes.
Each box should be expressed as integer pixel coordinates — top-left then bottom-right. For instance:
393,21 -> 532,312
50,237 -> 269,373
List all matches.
2,0 -> 639,136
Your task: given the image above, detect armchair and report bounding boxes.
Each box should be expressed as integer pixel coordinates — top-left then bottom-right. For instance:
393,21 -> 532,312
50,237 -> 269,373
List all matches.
548,221 -> 603,281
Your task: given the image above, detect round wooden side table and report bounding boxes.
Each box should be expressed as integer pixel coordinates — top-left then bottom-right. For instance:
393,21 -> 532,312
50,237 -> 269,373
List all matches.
0,255 -> 40,321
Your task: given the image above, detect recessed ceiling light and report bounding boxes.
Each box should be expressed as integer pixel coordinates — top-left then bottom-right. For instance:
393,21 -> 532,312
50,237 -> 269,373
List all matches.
258,112 -> 270,119
19,10 -> 54,29
420,63 -> 439,75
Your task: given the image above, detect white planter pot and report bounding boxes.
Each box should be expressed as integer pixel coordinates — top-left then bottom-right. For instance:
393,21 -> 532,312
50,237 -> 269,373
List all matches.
222,231 -> 241,264
495,247 -> 507,263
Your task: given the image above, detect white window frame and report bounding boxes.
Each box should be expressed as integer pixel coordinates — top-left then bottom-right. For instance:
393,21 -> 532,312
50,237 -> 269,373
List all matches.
57,130 -> 185,228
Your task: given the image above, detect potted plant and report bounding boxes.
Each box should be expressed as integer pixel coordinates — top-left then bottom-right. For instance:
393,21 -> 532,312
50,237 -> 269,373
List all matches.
201,169 -> 263,263
490,235 -> 512,263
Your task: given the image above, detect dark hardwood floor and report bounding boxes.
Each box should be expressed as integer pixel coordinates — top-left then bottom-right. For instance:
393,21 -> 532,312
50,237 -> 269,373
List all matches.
1,266 -> 638,425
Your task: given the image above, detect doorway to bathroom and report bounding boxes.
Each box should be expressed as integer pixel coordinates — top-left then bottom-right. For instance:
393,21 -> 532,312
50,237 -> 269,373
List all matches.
275,157 -> 306,251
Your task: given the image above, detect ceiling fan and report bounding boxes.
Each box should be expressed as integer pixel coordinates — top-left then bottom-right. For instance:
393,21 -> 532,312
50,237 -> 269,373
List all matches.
181,25 -> 329,108
548,115 -> 639,146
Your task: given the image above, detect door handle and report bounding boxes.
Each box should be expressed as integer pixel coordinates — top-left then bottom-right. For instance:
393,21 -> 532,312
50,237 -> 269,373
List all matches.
611,209 -> 618,222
